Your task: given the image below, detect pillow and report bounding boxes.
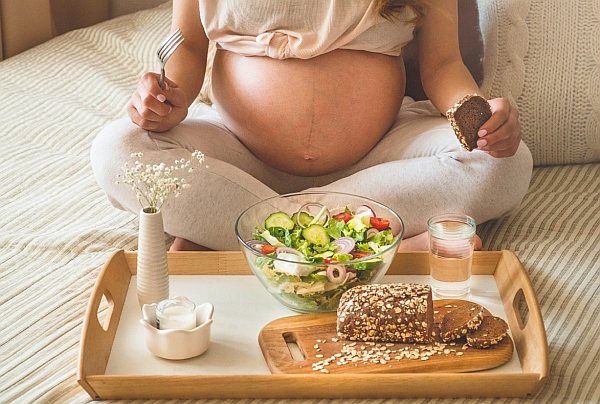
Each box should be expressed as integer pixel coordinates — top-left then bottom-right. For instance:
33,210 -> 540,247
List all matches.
478,0 -> 600,165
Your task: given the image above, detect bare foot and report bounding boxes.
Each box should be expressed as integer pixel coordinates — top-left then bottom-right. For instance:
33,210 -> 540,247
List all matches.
169,237 -> 212,251
398,232 -> 483,251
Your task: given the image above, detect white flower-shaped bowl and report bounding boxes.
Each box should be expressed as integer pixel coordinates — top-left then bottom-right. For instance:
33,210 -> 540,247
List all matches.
140,301 -> 214,360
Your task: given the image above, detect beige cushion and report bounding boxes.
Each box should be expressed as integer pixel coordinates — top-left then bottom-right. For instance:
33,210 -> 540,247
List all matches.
478,0 -> 600,165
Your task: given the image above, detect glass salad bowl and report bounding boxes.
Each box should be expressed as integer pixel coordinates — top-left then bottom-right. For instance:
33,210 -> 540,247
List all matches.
235,192 -> 404,313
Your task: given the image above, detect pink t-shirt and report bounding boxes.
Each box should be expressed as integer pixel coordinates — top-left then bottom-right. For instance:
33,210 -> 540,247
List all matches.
199,0 -> 417,59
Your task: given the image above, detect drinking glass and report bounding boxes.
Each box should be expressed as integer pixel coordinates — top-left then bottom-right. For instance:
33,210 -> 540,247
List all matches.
428,213 -> 476,298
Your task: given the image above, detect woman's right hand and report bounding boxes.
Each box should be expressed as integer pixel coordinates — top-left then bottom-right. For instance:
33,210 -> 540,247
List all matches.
128,72 -> 189,132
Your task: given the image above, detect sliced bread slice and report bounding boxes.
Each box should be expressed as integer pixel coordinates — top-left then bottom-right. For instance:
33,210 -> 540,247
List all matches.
433,300 -> 491,339
467,316 -> 509,348
440,302 -> 484,342
447,95 -> 492,151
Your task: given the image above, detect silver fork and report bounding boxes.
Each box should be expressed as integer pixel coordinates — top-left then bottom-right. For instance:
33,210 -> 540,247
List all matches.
157,28 -> 184,89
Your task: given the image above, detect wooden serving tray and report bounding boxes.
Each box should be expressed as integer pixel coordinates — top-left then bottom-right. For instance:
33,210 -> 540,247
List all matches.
259,300 -> 514,374
78,250 -> 548,400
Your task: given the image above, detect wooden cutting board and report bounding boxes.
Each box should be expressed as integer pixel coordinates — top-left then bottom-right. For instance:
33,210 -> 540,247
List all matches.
259,299 -> 513,374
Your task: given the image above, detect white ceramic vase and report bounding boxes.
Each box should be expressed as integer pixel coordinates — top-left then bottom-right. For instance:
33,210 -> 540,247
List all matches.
137,208 -> 169,307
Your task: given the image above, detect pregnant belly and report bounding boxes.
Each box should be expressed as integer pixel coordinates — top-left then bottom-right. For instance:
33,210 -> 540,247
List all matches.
211,49 -> 406,176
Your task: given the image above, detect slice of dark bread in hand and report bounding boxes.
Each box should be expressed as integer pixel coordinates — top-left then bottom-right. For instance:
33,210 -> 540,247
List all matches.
440,302 -> 484,342
449,95 -> 492,151
467,316 -> 509,348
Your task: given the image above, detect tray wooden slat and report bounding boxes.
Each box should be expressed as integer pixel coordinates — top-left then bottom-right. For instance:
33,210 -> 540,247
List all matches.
78,250 -> 131,400
87,373 -> 542,400
495,252 -> 548,376
77,250 -> 548,400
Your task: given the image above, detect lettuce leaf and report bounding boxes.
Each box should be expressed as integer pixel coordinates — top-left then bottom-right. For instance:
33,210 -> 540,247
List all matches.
355,242 -> 371,252
333,252 -> 353,262
267,226 -> 292,247
343,227 -> 366,242
327,218 -> 345,239
290,228 -> 303,246
313,243 -> 337,254
370,229 -> 394,246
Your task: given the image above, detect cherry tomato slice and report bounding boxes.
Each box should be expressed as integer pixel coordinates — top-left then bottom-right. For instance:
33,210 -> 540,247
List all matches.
261,244 -> 276,254
370,217 -> 390,231
333,212 -> 352,223
324,257 -> 337,264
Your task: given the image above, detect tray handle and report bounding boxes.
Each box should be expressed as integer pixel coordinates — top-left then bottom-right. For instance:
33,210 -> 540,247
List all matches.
497,251 -> 549,387
78,250 -> 132,399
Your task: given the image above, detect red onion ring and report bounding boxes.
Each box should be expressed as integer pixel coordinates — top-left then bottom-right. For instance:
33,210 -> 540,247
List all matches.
326,265 -> 347,284
354,205 -> 376,218
333,237 -> 355,254
275,247 -> 304,257
246,239 -> 267,251
298,202 -> 324,211
366,228 -> 380,239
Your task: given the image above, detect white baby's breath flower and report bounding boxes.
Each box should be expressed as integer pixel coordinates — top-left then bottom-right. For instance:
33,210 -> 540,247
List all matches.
115,149 -> 205,212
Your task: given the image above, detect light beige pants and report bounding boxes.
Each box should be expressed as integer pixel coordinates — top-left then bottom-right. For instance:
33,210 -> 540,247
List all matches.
90,97 -> 533,250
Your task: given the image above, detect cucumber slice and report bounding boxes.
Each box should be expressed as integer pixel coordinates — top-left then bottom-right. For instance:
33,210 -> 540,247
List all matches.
265,212 -> 295,230
302,224 -> 330,246
297,212 -> 314,227
314,251 -> 334,259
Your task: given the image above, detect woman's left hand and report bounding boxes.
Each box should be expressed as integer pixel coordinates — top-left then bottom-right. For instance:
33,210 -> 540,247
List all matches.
476,98 -> 521,158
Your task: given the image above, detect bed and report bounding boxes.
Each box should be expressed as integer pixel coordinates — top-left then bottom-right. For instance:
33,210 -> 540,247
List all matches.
0,2 -> 599,403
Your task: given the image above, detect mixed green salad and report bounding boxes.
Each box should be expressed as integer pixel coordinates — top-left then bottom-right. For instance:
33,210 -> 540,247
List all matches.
244,203 -> 400,312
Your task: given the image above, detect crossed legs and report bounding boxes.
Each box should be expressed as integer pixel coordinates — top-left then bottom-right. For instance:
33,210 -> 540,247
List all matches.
91,99 -> 532,251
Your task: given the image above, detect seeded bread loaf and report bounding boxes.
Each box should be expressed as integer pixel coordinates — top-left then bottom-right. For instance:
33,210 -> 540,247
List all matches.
446,94 -> 492,151
440,302 -> 484,342
336,283 -> 433,343
467,316 -> 509,348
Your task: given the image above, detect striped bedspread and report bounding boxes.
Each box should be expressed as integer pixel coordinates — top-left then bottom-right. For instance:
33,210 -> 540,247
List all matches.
0,3 -> 598,403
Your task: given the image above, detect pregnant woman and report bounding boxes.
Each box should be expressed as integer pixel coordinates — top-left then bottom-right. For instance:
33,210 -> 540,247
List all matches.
91,0 -> 532,251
